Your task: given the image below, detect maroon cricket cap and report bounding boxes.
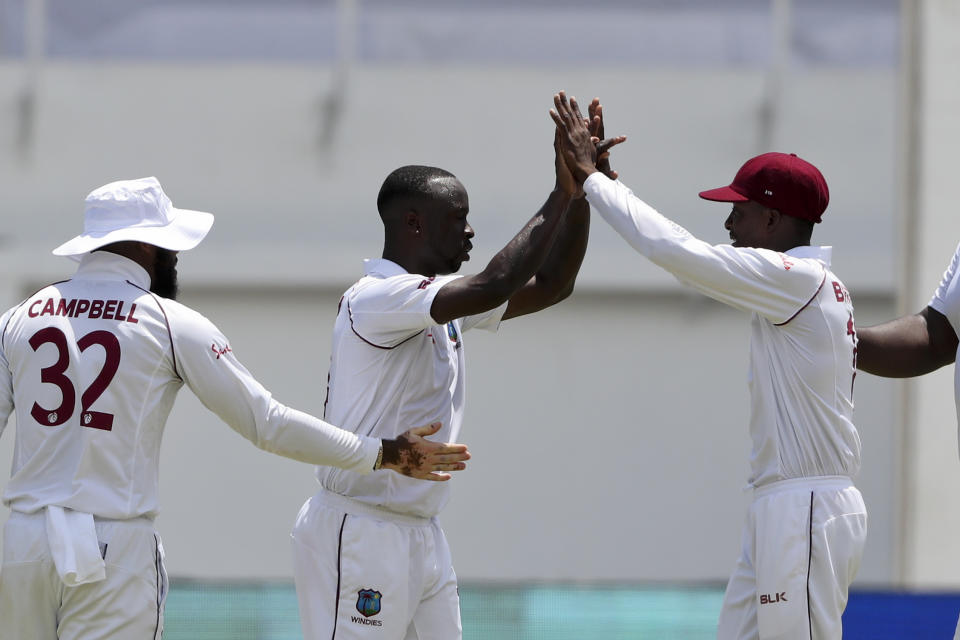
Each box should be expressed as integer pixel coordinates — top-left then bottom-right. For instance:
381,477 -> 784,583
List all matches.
698,152 -> 829,223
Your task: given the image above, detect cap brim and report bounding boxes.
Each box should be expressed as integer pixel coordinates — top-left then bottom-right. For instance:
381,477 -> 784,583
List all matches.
53,208 -> 214,258
698,186 -> 750,203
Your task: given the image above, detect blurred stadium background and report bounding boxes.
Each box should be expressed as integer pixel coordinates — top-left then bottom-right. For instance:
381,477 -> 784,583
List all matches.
2,0 -> 960,637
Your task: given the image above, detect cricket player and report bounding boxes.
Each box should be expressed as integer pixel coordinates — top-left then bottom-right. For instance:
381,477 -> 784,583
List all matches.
855,244 -> 960,638
0,177 -> 469,639
551,92 -> 867,639
290,123 -> 623,639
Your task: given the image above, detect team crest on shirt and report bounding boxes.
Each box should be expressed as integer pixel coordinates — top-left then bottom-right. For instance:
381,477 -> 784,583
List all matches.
356,589 -> 382,617
446,321 -> 461,349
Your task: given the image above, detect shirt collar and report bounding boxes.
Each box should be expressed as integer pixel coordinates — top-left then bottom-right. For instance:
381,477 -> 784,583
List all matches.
785,245 -> 832,267
363,258 -> 410,278
74,251 -> 152,289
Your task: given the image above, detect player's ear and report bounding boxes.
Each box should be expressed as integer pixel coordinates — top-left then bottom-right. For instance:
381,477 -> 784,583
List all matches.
766,208 -> 782,232
405,211 -> 423,238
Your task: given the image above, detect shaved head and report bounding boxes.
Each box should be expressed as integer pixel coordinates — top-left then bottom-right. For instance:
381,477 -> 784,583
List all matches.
377,165 -> 459,219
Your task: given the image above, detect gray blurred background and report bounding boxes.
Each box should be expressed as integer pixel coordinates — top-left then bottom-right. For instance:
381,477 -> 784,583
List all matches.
1,0 -> 958,599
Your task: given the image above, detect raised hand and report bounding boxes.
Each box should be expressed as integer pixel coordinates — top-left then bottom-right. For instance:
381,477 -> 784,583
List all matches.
554,128 -> 583,199
549,91 -> 597,184
588,98 -> 626,180
381,422 -> 470,481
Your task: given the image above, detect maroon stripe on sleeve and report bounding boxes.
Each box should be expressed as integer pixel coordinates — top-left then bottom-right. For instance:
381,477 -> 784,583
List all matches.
774,271 -> 827,327
347,299 -> 423,350
127,281 -> 181,380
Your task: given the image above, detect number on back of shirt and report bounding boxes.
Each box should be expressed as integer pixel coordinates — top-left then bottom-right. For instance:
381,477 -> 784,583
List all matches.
28,327 -> 120,430
833,280 -> 857,398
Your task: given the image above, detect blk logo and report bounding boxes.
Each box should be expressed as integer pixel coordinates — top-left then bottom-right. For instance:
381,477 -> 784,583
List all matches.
760,592 -> 788,605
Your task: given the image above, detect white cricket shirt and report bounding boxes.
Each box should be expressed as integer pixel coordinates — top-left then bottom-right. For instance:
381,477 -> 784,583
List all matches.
0,252 -> 378,520
928,241 -> 960,445
316,258 -> 506,518
584,173 -> 861,487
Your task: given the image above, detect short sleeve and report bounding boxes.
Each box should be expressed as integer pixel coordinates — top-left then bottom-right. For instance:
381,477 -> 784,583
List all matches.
929,242 -> 960,335
460,301 -> 508,333
347,274 -> 460,347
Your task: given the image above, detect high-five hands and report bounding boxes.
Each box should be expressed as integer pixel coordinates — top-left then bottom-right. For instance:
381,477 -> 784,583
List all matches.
554,128 -> 583,199
587,98 -> 622,181
381,422 -> 470,481
550,91 -> 626,186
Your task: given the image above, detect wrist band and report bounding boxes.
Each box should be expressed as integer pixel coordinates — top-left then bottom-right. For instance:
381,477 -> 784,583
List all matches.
373,443 -> 384,471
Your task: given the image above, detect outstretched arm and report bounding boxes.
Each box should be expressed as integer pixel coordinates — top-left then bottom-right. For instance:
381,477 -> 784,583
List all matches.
552,92 -> 823,323
174,308 -> 470,479
857,306 -> 958,377
429,140 -> 577,325
503,99 -> 625,320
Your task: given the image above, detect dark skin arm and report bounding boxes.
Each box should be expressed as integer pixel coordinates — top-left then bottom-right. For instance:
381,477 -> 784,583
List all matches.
428,134 -> 577,325
430,94 -> 625,325
503,99 -> 625,320
856,306 -> 958,377
500,194 -> 589,319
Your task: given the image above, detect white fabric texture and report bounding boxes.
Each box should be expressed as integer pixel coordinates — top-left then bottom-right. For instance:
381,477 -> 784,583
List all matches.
316,258 -> 506,519
716,477 -> 867,639
291,490 -> 460,640
52,177 -> 214,257
0,511 -> 168,640
0,251 -> 378,520
45,505 -> 106,586
584,173 -> 861,487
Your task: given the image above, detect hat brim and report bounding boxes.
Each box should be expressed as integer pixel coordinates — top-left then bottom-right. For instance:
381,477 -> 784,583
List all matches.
698,186 -> 750,203
52,207 -> 214,259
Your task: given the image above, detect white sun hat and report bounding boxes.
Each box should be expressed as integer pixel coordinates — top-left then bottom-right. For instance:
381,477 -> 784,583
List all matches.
52,177 -> 214,258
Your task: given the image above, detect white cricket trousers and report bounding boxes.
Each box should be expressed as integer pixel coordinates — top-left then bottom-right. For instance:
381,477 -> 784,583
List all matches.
717,476 -> 867,640
0,510 -> 168,640
291,489 -> 461,640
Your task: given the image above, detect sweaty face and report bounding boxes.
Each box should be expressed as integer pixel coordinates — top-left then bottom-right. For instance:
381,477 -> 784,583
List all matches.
724,200 -> 771,249
421,178 -> 474,275
150,248 -> 180,299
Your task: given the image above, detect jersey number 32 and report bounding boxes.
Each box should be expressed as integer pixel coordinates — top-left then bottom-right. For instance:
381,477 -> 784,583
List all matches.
28,327 -> 121,431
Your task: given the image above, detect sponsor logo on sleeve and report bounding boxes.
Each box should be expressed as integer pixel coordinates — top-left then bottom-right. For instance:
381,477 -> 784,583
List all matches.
211,342 -> 232,359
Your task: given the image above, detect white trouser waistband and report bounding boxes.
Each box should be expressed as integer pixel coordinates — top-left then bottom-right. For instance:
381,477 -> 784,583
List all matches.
754,475 -> 853,499
314,489 -> 433,527
8,509 -> 155,528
